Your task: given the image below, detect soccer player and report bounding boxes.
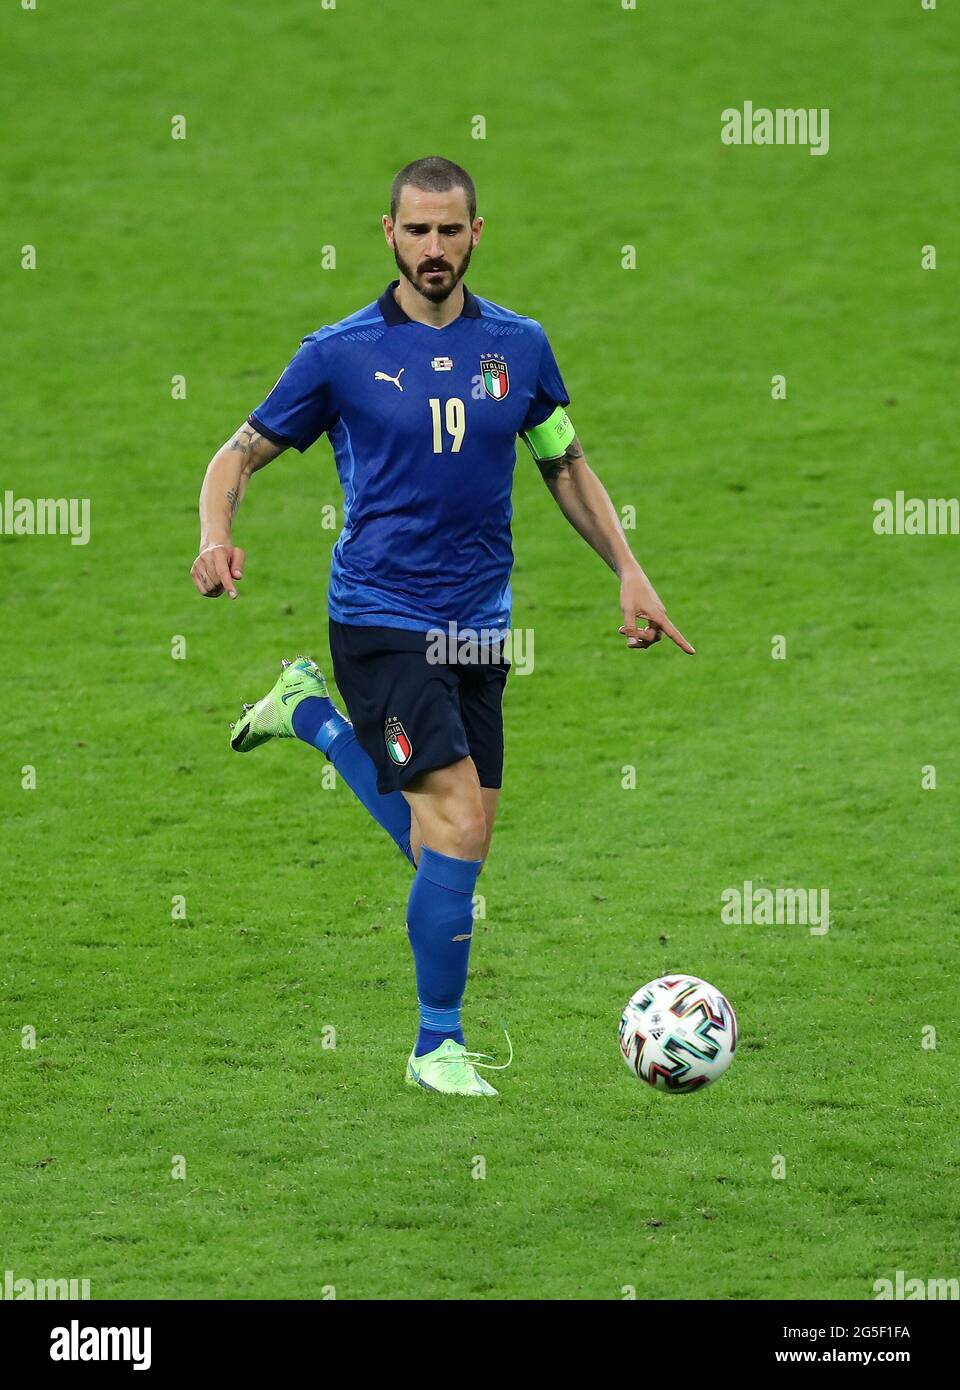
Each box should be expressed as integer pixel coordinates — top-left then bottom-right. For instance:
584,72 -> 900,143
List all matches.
190,157 -> 693,1097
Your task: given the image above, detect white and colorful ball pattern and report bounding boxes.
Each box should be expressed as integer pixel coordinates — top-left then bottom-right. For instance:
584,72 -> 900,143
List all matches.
619,975 -> 738,1093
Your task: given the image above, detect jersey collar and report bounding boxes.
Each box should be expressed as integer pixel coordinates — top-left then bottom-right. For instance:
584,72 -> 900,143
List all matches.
378,279 -> 482,326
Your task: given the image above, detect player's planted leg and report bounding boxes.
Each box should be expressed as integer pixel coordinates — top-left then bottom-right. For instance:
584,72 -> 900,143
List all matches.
401,760 -> 498,1096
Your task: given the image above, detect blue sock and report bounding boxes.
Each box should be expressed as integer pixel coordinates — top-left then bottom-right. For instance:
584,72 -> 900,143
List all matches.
292,696 -> 414,864
407,846 -> 482,1056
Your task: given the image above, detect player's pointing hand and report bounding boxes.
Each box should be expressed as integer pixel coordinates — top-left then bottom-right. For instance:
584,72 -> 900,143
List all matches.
618,567 -> 695,654
191,543 -> 246,599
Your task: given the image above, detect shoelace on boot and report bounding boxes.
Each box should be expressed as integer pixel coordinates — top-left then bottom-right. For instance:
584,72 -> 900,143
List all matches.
434,1027 -> 514,1073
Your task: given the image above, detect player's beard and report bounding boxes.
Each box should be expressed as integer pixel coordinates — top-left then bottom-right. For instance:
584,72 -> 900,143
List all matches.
394,242 -> 473,304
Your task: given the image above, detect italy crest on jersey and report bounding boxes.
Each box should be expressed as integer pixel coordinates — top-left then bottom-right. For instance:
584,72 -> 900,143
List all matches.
384,717 -> 412,766
480,355 -> 510,400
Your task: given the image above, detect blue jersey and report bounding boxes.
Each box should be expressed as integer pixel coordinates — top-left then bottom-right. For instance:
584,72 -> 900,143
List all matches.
248,281 -> 569,633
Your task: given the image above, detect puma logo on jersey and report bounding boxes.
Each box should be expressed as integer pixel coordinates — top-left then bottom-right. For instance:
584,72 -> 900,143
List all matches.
374,368 -> 405,392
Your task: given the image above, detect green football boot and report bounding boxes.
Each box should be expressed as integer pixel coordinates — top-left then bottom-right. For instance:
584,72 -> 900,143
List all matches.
229,655 -> 328,752
405,1039 -> 503,1097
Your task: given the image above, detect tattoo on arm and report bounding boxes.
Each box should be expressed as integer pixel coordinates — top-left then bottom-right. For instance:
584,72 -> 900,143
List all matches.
226,487 -> 240,517
227,425 -> 262,459
536,434 -> 584,482
223,422 -> 283,477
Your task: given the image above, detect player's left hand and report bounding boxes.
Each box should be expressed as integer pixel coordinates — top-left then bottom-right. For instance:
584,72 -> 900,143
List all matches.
618,570 -> 695,654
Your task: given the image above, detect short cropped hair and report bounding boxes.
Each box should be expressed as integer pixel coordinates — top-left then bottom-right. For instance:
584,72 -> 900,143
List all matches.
390,157 -> 477,223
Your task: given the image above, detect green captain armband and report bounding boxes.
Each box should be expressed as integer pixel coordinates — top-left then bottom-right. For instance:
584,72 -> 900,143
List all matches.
519,406 -> 576,462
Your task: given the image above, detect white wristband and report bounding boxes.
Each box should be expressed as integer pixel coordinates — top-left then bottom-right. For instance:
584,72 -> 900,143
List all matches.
200,543 -> 228,556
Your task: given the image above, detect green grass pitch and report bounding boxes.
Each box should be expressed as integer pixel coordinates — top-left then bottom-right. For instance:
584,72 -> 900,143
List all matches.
2,0 -> 958,1300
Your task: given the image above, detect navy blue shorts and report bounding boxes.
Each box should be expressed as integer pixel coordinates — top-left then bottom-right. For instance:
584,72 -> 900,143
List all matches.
329,620 -> 510,795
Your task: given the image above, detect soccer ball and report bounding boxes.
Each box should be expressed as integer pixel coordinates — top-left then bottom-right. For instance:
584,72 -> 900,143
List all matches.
618,974 -> 738,1093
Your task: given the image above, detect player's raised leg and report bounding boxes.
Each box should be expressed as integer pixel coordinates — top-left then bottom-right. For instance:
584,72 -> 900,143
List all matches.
230,656 -> 415,863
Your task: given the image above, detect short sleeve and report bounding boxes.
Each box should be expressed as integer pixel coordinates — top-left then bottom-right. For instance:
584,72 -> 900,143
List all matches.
248,338 -> 337,454
520,328 -> 570,434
